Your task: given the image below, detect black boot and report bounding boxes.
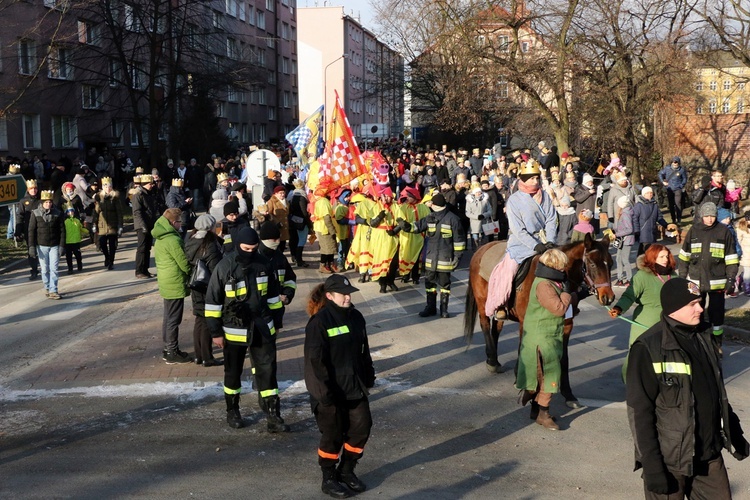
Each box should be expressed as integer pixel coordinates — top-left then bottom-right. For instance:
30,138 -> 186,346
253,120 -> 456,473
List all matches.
296,247 -> 309,268
379,278 -> 387,294
440,293 -> 450,318
337,458 -> 366,493
264,396 -> 290,433
358,273 -> 367,283
321,466 -> 352,498
419,292 -> 438,317
387,279 -> 399,292
225,394 -> 244,429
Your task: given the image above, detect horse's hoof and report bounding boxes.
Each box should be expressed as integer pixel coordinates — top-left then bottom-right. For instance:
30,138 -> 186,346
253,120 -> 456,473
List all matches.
565,400 -> 584,409
486,362 -> 506,374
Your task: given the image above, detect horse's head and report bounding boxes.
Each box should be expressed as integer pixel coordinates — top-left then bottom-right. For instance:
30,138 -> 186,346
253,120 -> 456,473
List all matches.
578,233 -> 615,306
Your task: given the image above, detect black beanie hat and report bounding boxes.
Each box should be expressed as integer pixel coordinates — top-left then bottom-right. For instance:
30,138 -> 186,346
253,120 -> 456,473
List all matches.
431,193 -> 446,207
223,200 -> 239,216
235,226 -> 259,247
259,221 -> 281,240
660,277 -> 701,316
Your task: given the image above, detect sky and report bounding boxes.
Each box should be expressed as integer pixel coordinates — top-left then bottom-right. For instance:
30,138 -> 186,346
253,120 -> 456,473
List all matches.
298,0 -> 378,32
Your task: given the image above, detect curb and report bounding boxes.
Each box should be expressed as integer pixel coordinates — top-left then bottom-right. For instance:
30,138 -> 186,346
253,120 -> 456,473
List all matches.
726,325 -> 750,344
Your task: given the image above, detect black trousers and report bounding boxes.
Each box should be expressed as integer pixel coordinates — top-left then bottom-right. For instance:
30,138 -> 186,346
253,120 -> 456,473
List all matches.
643,455 -> 730,500
135,229 -> 153,275
162,298 -> 184,351
28,255 -> 39,276
223,331 -> 277,404
65,242 -> 82,272
666,188 -> 683,223
700,291 -> 725,330
192,314 -> 214,362
100,234 -> 118,264
425,270 -> 452,294
315,398 -> 372,467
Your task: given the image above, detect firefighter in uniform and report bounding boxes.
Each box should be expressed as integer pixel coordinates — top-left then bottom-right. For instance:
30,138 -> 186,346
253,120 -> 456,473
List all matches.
258,221 -> 297,330
204,226 -> 290,432
398,192 -> 466,318
17,178 -> 42,280
304,274 -> 375,498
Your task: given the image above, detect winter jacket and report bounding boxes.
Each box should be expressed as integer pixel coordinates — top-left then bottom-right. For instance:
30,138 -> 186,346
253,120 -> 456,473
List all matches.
151,216 -> 190,299
54,192 -> 84,218
267,195 -> 290,241
132,186 -> 157,232
204,251 -> 279,345
29,206 -> 66,248
573,184 -> 597,214
408,208 -> 466,272
627,317 -> 749,477
64,217 -> 85,244
658,165 -> 687,191
94,190 -> 123,236
288,189 -> 312,230
506,190 -> 558,263
465,192 -> 493,234
738,227 -> 750,269
633,196 -> 666,245
259,243 -> 296,329
678,220 -> 738,292
304,301 -> 375,410
607,182 -> 637,224
184,232 -> 223,316
166,186 -> 191,228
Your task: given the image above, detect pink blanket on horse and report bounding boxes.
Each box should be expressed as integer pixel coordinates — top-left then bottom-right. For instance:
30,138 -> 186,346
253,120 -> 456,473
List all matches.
485,252 -> 519,317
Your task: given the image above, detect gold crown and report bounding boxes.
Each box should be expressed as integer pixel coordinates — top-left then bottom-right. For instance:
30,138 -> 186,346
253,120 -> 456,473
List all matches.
133,175 -> 142,184
135,167 -> 144,174
100,176 -> 113,186
610,152 -> 619,160
140,174 -> 153,184
519,160 -> 541,177
8,164 -> 21,174
40,190 -> 54,201
217,172 -> 229,183
171,178 -> 184,187
26,179 -> 38,188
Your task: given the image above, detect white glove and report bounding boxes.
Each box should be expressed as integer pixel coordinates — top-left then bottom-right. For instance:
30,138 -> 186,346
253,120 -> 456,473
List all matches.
92,225 -> 98,234
117,227 -> 123,237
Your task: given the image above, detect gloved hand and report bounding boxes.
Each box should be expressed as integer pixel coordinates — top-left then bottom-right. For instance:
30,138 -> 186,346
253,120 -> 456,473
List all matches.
608,306 -> 622,318
92,224 -> 98,234
28,246 -> 37,259
59,245 -> 66,255
596,197 -> 603,207
478,214 -> 485,221
399,219 -> 411,232
386,229 -> 396,237
608,216 -> 614,223
634,231 -> 639,241
577,284 -> 592,300
117,227 -> 123,237
545,242 -> 555,249
727,282 -> 736,296
643,471 -> 670,495
534,243 -> 547,254
562,281 -> 573,294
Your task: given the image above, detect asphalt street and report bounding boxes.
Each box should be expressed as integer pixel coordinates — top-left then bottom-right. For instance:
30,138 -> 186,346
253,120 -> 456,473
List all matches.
1,232 -> 750,499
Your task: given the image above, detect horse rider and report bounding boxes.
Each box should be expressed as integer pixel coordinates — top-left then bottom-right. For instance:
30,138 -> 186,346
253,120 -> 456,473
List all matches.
490,159 -> 558,319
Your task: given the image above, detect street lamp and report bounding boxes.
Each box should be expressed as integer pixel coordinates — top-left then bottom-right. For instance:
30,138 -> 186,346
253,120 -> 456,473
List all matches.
323,54 -> 348,133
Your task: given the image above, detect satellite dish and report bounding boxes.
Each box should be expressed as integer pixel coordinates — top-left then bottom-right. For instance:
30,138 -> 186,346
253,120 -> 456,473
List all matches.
245,149 -> 280,186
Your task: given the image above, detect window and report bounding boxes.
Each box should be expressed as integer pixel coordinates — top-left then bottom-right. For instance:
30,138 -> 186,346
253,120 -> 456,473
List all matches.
82,85 -> 102,109
259,124 -> 267,142
227,37 -> 237,59
266,36 -> 275,48
695,81 -> 703,91
283,91 -> 290,108
18,39 -> 36,75
268,107 -> 276,120
709,80 -> 717,91
44,0 -> 68,9
521,41 -> 529,52
48,47 -> 73,80
51,116 -> 77,148
696,104 -> 703,114
709,99 -> 717,114
213,10 -> 222,29
130,122 -> 140,146
111,119 -> 124,146
268,71 -> 276,85
130,62 -> 145,90
0,117 -> 8,150
247,5 -> 254,25
737,100 -> 744,113
109,59 -> 122,86
124,4 -> 140,32
724,80 -> 731,90
239,2 -> 246,21
281,22 -> 289,40
497,77 -> 508,98
217,101 -> 226,117
739,82 -> 746,90
722,99 -> 730,113
291,60 -> 297,75
282,57 -> 289,74
258,88 -> 266,105
225,0 -> 237,16
23,114 -> 41,149
227,86 -> 237,102
257,49 -> 266,66
256,11 -> 265,29
241,124 -> 249,142
78,20 -> 100,45
266,0 -> 274,11
497,35 -> 509,52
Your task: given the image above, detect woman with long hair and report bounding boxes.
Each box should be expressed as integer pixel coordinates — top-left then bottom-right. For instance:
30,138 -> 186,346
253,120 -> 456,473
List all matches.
609,244 -> 677,380
304,274 -> 375,497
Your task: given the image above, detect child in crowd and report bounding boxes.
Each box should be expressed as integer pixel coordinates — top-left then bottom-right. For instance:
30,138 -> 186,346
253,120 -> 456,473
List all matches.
64,206 -> 86,274
725,179 -> 742,214
736,212 -> 750,296
571,209 -> 595,242
614,196 -> 636,287
556,194 -> 576,245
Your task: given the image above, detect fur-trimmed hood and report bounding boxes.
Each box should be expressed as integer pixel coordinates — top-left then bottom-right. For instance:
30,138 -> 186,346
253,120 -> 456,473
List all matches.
96,189 -> 120,201
635,254 -> 652,274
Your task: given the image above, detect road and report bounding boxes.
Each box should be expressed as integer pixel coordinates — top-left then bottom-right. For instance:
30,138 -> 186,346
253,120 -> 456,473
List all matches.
1,233 -> 749,499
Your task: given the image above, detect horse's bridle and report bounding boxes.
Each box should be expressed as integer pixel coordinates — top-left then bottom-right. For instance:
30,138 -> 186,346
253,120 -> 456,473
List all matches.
580,250 -> 611,290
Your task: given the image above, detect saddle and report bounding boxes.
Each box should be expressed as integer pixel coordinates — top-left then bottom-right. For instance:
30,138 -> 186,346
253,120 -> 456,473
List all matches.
505,256 -> 535,321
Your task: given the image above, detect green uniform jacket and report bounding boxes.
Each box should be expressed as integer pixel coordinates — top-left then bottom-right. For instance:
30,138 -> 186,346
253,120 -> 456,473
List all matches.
151,216 -> 190,299
515,277 -> 566,394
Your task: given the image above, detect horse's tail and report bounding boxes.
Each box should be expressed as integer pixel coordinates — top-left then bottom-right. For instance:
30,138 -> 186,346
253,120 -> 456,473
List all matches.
464,278 -> 478,346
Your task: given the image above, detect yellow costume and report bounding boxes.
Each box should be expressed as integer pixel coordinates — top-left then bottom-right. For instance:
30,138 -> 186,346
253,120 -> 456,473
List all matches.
396,201 -> 430,275
346,196 -> 375,274
369,200 -> 399,280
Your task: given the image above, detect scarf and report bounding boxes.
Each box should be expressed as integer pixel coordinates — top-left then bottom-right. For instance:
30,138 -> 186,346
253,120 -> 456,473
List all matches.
517,178 -> 540,195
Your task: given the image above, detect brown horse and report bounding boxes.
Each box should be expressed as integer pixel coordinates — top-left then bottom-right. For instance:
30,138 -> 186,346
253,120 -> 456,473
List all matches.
463,233 -> 615,407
